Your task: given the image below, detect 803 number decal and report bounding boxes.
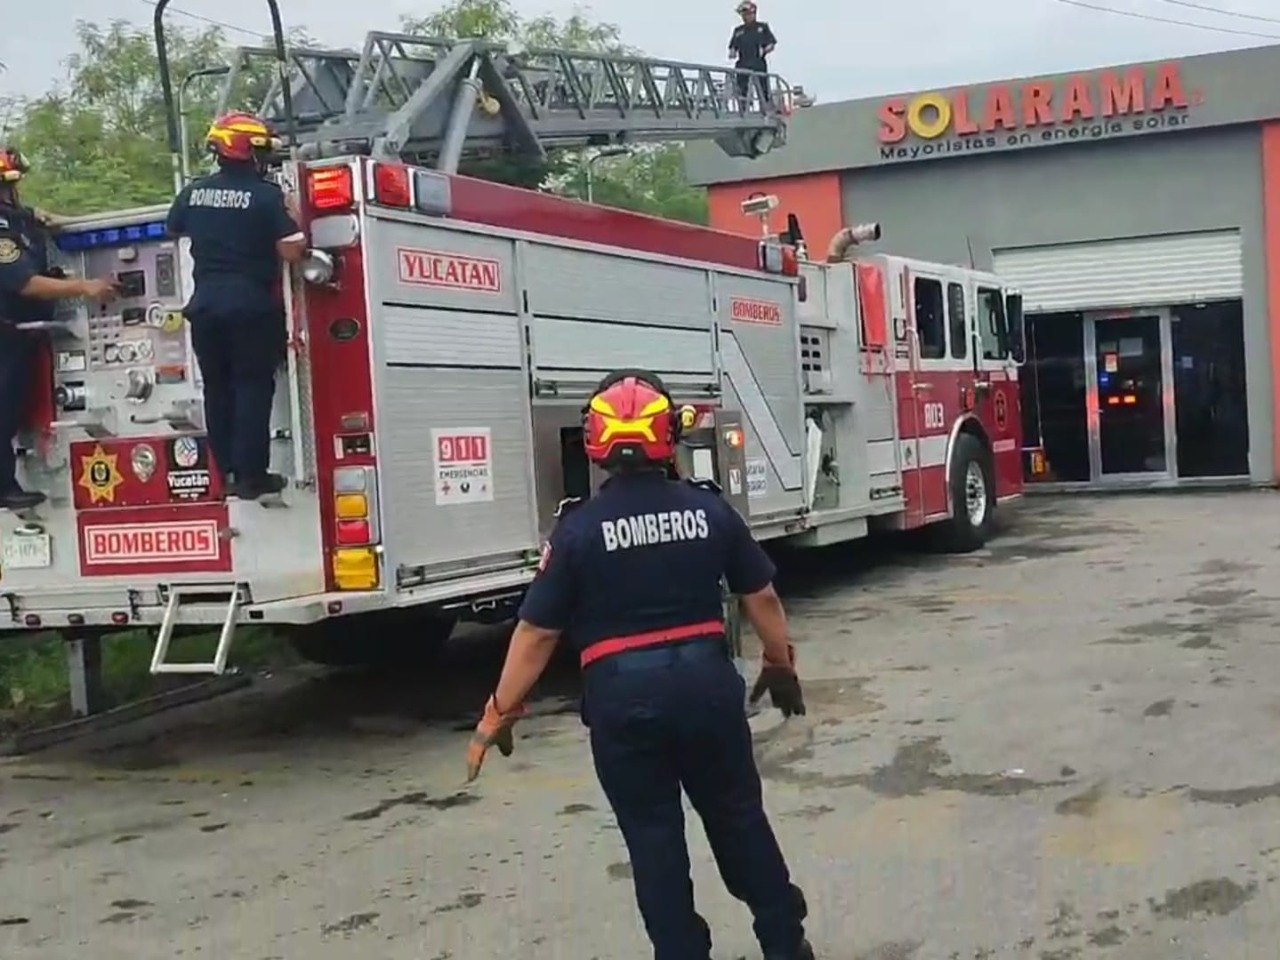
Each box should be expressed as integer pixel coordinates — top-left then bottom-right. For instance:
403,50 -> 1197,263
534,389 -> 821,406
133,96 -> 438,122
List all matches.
922,402 -> 946,430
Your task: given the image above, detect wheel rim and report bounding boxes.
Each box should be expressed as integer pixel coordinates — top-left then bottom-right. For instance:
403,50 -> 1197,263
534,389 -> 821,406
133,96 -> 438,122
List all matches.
964,461 -> 988,525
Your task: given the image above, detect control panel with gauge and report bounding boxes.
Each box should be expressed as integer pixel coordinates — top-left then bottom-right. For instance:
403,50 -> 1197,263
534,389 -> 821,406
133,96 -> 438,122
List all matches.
46,212 -> 199,432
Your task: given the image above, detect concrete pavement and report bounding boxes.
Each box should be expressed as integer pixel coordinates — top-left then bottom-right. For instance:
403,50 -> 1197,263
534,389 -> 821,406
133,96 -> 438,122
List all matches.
2,493 -> 1280,958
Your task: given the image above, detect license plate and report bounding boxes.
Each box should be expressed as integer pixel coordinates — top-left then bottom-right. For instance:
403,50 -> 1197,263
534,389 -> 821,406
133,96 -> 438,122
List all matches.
2,533 -> 52,569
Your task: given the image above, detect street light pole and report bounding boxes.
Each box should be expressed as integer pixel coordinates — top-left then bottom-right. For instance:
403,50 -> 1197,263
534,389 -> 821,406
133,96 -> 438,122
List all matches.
584,147 -> 632,204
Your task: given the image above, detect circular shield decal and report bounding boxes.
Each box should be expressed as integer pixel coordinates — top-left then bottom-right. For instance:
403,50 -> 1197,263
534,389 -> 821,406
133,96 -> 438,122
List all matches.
172,436 -> 200,469
994,391 -> 1008,430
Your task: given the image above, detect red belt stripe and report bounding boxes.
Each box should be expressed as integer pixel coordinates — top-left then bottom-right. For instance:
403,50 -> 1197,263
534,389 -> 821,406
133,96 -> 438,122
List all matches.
579,620 -> 724,668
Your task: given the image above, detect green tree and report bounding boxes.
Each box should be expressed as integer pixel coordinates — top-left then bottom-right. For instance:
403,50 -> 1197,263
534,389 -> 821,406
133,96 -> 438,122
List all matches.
13,20 -> 228,212
573,146 -> 708,224
12,6 -> 707,223
13,19 -> 300,214
398,0 -> 706,221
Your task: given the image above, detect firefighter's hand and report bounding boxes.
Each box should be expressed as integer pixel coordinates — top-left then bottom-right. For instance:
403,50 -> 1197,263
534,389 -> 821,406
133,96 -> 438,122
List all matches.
465,695 -> 528,782
749,643 -> 805,718
79,277 -> 120,302
32,208 -> 63,231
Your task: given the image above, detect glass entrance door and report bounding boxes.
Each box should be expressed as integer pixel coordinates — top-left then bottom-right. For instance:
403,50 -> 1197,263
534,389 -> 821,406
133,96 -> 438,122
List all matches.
1085,313 -> 1175,479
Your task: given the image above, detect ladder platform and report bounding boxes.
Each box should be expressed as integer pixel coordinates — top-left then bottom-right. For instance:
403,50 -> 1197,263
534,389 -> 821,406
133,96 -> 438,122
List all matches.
217,34 -> 791,164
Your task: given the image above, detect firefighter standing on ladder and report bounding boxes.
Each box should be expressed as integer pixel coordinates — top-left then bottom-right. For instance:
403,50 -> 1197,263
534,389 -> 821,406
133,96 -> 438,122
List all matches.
729,1 -> 777,106
0,148 -> 119,512
165,113 -> 307,501
466,369 -> 815,960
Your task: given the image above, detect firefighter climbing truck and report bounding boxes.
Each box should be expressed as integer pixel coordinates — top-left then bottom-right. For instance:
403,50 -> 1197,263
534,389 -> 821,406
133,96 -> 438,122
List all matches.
0,11 -> 1028,673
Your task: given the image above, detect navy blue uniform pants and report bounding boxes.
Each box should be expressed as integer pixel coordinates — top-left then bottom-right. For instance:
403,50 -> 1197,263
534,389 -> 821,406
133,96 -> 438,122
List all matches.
187,306 -> 285,483
583,639 -> 806,960
0,328 -> 37,493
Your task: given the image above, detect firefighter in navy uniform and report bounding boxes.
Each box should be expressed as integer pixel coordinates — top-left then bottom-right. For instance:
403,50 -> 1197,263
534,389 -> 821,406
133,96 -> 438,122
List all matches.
466,369 -> 815,960
729,1 -> 777,104
0,147 -> 119,511
166,113 -> 307,501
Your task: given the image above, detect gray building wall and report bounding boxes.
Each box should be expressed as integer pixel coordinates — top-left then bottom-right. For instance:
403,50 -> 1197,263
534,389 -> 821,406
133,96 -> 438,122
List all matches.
686,44 -> 1280,183
837,125 -> 1271,480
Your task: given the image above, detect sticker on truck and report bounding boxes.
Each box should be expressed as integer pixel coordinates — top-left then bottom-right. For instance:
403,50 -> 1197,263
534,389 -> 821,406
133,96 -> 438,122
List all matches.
397,247 -> 502,293
433,428 -> 494,506
77,507 -> 232,576
745,459 -> 768,499
729,297 -> 782,326
84,520 -> 220,565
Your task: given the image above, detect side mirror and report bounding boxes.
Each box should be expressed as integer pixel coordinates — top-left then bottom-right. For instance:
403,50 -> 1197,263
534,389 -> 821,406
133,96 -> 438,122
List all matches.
1006,292 -> 1025,363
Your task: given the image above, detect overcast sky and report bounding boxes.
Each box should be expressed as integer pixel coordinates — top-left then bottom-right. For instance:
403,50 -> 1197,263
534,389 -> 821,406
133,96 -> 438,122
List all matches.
2,0 -> 1279,103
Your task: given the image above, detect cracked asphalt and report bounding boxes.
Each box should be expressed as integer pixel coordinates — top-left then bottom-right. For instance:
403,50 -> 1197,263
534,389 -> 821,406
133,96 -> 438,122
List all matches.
3,492 -> 1280,958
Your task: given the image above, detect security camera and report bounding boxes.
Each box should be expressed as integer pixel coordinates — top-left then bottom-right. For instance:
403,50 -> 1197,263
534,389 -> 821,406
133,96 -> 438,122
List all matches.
740,194 -> 778,217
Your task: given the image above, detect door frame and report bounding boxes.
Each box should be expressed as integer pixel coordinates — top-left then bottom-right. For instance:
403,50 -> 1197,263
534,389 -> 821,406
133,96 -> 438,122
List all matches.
1082,308 -> 1178,483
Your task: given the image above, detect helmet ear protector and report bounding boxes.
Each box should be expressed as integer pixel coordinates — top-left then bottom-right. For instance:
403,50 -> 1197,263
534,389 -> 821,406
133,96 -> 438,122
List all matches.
584,367 -> 685,447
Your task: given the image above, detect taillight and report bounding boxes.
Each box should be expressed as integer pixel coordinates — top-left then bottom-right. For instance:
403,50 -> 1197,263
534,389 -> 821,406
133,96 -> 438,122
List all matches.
335,518 -> 372,544
331,465 -> 380,590
308,166 -> 354,211
372,163 -> 411,207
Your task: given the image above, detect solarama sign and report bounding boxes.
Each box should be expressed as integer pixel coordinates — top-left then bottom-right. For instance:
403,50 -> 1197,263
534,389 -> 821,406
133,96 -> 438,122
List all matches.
876,62 -> 1202,162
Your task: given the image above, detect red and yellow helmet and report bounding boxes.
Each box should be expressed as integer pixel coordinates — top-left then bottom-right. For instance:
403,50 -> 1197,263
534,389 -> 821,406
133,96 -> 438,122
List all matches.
0,147 -> 29,183
205,112 -> 280,163
584,370 -> 679,468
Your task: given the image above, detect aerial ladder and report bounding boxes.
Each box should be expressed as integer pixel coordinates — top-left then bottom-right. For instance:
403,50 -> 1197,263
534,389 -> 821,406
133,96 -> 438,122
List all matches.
213,35 -> 790,169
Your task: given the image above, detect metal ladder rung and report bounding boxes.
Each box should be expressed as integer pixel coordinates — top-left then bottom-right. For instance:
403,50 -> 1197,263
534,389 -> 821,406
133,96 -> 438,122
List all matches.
150,584 -> 245,675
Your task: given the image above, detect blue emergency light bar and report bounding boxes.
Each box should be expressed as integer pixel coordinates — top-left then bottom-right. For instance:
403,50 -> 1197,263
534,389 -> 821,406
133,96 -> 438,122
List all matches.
55,220 -> 167,253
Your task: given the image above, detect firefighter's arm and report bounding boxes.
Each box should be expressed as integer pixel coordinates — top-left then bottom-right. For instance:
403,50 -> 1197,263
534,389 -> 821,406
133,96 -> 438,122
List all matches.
761,22 -> 777,55
491,521 -> 577,710
30,208 -> 64,232
268,185 -> 307,263
165,185 -> 191,238
0,236 -> 116,303
719,499 -> 791,664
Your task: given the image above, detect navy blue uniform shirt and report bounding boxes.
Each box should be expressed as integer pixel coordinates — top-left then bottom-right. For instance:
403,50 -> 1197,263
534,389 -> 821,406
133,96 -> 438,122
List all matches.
0,205 -> 53,325
166,165 -> 302,313
729,21 -> 776,70
518,472 -> 775,656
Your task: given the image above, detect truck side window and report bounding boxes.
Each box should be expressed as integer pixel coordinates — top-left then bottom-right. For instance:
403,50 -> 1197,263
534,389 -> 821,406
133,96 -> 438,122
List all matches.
914,276 -> 945,360
977,286 -> 1010,360
947,282 -> 967,360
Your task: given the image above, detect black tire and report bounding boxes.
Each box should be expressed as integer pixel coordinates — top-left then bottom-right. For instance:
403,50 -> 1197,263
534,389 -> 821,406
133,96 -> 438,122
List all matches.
940,433 -> 995,553
288,608 -> 456,668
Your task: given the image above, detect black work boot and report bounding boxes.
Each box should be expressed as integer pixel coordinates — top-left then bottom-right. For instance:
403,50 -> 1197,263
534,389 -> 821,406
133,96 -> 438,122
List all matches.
0,488 -> 46,511
230,472 -> 286,501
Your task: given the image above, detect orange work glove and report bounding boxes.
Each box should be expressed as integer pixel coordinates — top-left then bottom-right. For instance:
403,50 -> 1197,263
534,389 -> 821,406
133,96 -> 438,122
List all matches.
465,695 -> 529,782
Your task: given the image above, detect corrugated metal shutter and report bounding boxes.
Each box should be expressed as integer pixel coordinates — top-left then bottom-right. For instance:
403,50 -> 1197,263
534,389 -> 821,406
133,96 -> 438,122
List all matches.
991,231 -> 1242,312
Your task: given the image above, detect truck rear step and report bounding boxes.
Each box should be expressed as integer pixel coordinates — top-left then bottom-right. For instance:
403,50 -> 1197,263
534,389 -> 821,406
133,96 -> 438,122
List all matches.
150,582 -> 247,675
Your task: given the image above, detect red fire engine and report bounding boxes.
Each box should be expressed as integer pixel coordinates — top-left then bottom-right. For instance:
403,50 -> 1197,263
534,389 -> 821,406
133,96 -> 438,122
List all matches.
0,2 -> 1029,708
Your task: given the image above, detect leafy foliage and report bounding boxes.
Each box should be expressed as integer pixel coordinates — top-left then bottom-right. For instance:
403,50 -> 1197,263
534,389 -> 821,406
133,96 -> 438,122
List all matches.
7,6 -> 706,223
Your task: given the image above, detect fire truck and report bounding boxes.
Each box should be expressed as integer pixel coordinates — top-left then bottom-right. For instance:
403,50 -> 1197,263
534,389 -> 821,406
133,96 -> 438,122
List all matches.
0,2 -> 1028,686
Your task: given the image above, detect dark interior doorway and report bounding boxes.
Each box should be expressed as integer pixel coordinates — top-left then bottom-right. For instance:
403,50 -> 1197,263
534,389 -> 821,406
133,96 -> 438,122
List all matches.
1170,300 -> 1249,478
1022,312 -> 1089,482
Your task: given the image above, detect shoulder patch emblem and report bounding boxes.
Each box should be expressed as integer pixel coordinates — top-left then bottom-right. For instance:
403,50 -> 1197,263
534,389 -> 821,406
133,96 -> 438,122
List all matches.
0,238 -> 20,264
537,541 -> 552,572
